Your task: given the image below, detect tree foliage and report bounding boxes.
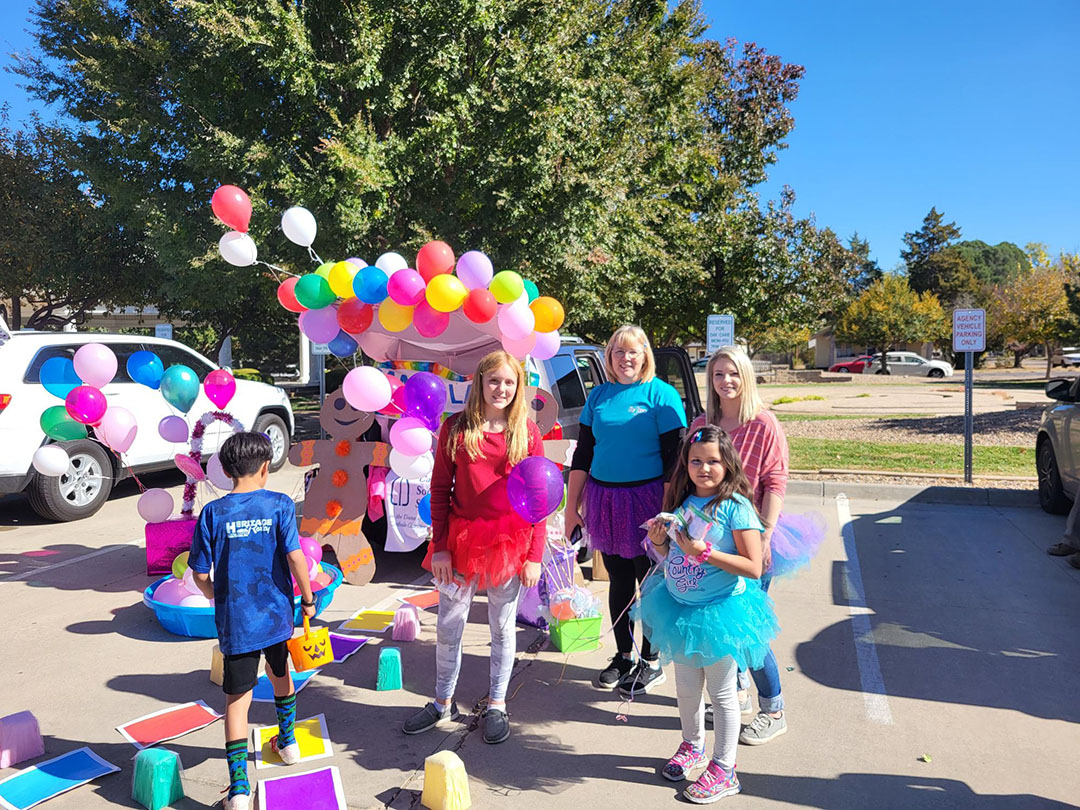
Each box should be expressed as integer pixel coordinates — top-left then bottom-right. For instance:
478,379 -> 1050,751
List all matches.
848,232 -> 882,292
951,239 -> 1029,286
988,262 -> 1072,378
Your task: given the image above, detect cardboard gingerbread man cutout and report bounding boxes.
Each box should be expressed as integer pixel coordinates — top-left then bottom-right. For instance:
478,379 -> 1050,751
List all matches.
523,386 -> 577,467
288,388 -> 389,586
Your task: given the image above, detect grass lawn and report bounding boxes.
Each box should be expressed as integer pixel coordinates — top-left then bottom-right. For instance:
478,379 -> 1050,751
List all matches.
788,437 -> 1035,477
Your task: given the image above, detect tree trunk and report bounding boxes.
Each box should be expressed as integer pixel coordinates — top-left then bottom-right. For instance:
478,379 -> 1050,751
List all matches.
1046,342 -> 1053,379
1012,347 -> 1025,368
10,295 -> 20,330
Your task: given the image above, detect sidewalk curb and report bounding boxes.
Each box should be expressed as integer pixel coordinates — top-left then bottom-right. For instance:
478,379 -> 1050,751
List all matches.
786,479 -> 1040,508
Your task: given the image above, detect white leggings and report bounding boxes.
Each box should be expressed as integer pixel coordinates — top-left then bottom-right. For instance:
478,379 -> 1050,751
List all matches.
674,657 -> 739,768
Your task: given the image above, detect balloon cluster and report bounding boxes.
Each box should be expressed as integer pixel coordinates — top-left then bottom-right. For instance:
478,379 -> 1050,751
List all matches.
210,187 -> 567,359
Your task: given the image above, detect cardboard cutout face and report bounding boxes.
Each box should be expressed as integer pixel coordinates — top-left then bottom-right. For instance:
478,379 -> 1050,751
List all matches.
524,386 -> 559,436
320,387 -> 375,439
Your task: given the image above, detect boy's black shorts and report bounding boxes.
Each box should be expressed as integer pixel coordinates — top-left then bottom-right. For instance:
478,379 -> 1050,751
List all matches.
223,640 -> 290,695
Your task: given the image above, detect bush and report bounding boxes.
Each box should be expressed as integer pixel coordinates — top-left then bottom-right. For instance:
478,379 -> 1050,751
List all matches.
232,367 -> 273,384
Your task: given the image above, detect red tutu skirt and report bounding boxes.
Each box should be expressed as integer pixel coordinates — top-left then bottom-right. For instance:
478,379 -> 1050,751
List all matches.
423,512 -> 532,590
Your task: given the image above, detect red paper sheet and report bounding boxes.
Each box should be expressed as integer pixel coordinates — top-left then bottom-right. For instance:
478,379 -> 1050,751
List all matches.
116,701 -> 221,749
402,590 -> 440,610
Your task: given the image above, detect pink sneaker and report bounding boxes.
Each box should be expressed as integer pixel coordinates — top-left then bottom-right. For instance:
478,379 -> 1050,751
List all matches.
684,760 -> 741,804
662,740 -> 707,781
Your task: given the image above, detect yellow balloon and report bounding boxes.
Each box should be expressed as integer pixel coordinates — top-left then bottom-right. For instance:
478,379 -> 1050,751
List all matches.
171,551 -> 190,579
378,300 -> 414,332
315,261 -> 335,280
328,261 -> 357,298
426,274 -> 467,313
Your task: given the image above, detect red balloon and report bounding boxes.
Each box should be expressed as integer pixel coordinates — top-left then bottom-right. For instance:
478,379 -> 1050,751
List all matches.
415,240 -> 455,283
277,277 -> 306,313
211,185 -> 252,233
377,376 -> 406,416
463,288 -> 497,323
337,298 -> 374,334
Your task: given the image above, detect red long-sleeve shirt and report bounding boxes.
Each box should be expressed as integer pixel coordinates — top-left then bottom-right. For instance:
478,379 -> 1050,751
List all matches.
690,409 -> 789,511
429,414 -> 546,562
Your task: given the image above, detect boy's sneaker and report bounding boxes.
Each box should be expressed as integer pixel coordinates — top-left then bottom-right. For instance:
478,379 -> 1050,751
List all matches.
269,735 -> 300,765
402,701 -> 460,735
222,793 -> 251,810
481,707 -> 511,744
618,660 -> 666,696
706,694 -> 751,727
684,760 -> 741,804
662,741 -> 708,781
597,654 -> 635,689
739,711 -> 787,745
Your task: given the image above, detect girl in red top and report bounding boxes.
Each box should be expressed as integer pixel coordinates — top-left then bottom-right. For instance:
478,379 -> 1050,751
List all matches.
403,350 -> 544,745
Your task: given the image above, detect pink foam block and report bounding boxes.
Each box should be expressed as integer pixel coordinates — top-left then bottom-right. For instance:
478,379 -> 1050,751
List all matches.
391,604 -> 420,642
145,519 -> 196,576
0,710 -> 45,768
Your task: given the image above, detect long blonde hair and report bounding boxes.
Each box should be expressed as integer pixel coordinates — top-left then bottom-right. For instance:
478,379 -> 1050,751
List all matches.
447,351 -> 530,465
705,345 -> 764,427
604,324 -> 656,383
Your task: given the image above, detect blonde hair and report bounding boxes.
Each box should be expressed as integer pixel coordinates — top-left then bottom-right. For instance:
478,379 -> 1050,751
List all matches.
448,351 -> 530,465
604,325 -> 656,383
705,345 -> 764,427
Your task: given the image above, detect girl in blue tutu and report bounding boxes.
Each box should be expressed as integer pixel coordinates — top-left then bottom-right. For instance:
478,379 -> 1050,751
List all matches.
634,425 -> 779,804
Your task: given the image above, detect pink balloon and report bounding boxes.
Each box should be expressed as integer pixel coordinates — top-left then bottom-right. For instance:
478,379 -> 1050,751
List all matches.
206,453 -> 234,490
299,305 -> 341,344
179,593 -> 213,608
174,453 -> 206,481
65,385 -> 107,425
204,369 -> 236,410
377,376 -> 405,417
181,566 -> 203,595
152,577 -> 190,605
502,332 -> 537,358
413,300 -> 450,338
158,415 -> 189,443
73,343 -> 117,389
386,268 -> 427,306
390,416 -> 433,456
96,405 -> 138,453
532,329 -> 561,360
498,300 -> 535,341
299,536 -> 323,563
307,556 -> 319,580
343,367 -> 392,412
137,488 -> 174,523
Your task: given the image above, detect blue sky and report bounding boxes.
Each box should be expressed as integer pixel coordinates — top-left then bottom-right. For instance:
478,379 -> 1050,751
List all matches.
3,1 -> 1078,267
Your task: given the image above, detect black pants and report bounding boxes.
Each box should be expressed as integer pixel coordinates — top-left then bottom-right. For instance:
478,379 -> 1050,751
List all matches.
602,551 -> 657,661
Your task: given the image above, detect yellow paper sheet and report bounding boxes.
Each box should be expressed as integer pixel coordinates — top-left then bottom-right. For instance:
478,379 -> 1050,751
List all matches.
339,610 -> 396,633
253,714 -> 332,769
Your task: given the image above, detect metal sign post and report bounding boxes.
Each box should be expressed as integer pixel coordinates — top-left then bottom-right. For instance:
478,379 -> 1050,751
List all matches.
312,343 -> 331,439
952,308 -> 986,484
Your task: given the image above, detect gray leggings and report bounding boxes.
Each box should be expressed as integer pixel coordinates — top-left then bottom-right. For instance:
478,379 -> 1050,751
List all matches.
675,657 -> 739,768
435,576 -> 522,704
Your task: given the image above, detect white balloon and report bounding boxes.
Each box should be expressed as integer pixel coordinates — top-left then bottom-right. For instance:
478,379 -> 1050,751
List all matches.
137,488 -> 174,523
375,252 -> 409,276
206,453 -> 234,491
389,449 -> 434,480
281,206 -> 317,247
218,231 -> 258,267
32,445 -> 70,477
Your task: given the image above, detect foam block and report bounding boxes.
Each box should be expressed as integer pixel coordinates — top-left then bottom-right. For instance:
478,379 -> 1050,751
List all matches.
421,750 -> 471,810
376,647 -> 403,691
209,644 -> 224,686
131,748 -> 184,810
392,604 -> 420,641
0,710 -> 45,769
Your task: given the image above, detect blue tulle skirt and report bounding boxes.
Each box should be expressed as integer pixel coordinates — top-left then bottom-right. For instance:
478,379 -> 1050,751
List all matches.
632,575 -> 780,670
769,510 -> 827,579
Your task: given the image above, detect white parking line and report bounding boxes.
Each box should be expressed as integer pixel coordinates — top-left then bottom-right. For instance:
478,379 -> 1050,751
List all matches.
835,493 -> 894,725
1,539 -> 143,583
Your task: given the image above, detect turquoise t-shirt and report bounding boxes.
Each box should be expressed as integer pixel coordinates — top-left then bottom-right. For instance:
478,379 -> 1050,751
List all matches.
580,378 -> 687,482
664,493 -> 764,605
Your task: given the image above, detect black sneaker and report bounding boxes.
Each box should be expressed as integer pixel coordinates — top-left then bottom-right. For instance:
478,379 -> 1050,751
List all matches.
402,701 -> 460,735
597,655 -> 636,689
618,660 -> 667,696
482,707 -> 511,744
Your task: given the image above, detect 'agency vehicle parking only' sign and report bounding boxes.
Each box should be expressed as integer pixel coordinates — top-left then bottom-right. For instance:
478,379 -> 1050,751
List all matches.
952,308 -> 986,353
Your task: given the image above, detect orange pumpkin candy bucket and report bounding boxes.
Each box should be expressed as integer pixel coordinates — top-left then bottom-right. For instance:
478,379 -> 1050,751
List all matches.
287,616 -> 331,671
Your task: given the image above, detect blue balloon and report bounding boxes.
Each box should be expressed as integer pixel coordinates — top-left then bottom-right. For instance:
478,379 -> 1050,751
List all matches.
127,350 -> 164,389
40,356 -> 81,399
328,330 -> 358,358
353,266 -> 388,304
418,493 -> 432,526
159,365 -> 200,413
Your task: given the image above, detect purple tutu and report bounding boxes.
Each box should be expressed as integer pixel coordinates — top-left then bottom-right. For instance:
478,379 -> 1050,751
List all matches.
769,510 -> 827,578
583,477 -> 663,559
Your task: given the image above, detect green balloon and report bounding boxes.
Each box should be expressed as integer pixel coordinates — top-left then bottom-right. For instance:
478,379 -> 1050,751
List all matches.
294,273 -> 336,309
523,279 -> 539,302
40,405 -> 88,441
490,270 -> 524,304
315,261 -> 335,280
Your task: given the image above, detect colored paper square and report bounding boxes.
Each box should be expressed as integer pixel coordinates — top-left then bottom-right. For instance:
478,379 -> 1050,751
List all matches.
401,590 -> 440,610
328,633 -> 370,663
257,765 -> 346,810
338,609 -> 395,633
252,715 -> 332,769
252,669 -> 318,703
0,748 -> 119,810
116,701 -> 221,749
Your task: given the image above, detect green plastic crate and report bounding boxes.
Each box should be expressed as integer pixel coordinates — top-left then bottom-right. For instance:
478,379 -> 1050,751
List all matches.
549,615 -> 601,653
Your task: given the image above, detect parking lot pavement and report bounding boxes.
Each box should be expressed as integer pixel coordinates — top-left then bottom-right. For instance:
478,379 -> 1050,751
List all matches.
2,486 -> 1078,808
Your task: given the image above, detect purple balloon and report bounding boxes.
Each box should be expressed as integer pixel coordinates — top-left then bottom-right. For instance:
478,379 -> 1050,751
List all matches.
403,372 -> 447,431
299,305 -> 341,343
507,456 -> 564,523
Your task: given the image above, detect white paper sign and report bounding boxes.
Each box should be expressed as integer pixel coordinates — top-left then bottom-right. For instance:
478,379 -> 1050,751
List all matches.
952,308 -> 986,353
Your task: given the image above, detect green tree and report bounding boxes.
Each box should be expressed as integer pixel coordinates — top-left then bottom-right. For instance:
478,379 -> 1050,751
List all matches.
901,207 -> 962,294
951,239 -> 1029,285
848,232 -> 882,292
836,274 -> 947,374
987,264 -> 1070,378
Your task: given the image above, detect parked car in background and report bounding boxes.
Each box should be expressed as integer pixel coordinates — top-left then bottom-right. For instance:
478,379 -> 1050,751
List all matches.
0,331 -> 294,521
1037,376 -> 1079,513
828,355 -> 875,374
864,352 -> 953,378
1051,347 -> 1080,367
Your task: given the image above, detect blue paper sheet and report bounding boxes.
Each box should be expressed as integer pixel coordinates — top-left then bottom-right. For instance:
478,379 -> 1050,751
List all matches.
0,747 -> 119,810
251,668 -> 319,702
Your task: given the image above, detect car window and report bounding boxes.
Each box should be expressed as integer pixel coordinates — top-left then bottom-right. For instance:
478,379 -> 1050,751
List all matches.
574,352 -> 603,395
24,342 -> 141,384
886,354 -> 902,363
152,343 -> 216,381
547,353 -> 586,411
654,352 -> 689,404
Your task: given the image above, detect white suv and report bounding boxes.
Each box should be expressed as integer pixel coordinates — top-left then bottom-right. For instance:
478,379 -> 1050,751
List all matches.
864,351 -> 954,378
0,331 -> 294,521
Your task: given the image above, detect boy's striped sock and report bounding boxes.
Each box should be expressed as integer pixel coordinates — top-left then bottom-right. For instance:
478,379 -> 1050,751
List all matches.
275,694 -> 297,748
225,739 -> 250,798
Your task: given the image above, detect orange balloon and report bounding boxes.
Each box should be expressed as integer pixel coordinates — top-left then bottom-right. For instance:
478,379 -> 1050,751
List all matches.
530,297 -> 565,333
550,600 -> 576,621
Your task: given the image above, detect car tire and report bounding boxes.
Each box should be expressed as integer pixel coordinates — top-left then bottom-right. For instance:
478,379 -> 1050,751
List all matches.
928,368 -> 945,378
837,366 -> 850,374
26,439 -> 115,522
1037,438 -> 1071,515
254,413 -> 290,472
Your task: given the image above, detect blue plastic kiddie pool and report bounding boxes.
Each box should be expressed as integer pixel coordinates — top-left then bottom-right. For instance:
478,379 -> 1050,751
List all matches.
143,563 -> 344,639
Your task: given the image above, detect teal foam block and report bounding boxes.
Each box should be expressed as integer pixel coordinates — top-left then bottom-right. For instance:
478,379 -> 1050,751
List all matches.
132,747 -> 184,810
376,647 -> 403,691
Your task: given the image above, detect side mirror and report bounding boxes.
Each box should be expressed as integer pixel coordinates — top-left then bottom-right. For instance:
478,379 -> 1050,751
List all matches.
1046,378 -> 1075,402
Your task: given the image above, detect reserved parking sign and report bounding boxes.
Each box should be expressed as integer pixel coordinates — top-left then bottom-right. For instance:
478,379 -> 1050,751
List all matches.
952,308 -> 985,353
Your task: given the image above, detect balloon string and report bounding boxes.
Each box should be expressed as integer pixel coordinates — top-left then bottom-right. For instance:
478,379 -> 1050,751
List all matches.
258,261 -> 300,280
307,246 -> 323,265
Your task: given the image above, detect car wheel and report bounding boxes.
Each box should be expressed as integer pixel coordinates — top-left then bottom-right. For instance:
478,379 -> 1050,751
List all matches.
928,368 -> 945,378
837,366 -> 850,374
26,439 -> 115,522
875,369 -> 890,375
254,413 -> 289,472
1037,438 -> 1071,515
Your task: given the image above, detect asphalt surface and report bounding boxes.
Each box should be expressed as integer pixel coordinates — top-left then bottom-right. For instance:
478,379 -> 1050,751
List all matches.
2,467 -> 1078,809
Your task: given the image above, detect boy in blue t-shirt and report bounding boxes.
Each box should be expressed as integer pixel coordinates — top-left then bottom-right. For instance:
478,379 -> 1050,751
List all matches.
189,432 -> 316,810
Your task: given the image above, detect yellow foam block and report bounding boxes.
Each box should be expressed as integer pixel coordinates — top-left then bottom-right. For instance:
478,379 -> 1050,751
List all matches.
210,644 -> 224,686
421,750 -> 471,810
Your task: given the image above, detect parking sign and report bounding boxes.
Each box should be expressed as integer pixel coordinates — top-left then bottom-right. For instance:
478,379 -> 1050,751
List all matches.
706,314 -> 735,353
952,309 -> 985,353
